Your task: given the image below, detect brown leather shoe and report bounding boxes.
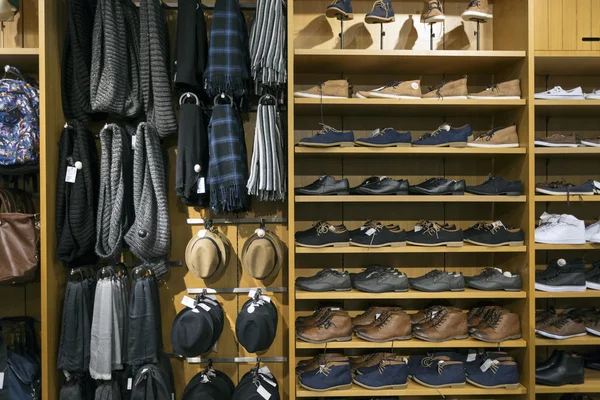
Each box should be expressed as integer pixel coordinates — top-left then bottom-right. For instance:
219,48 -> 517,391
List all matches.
413,308 -> 468,342
537,316 -> 587,340
467,305 -> 502,332
352,306 -> 402,327
471,309 -> 522,342
351,352 -> 396,372
535,309 -> 558,332
413,307 -> 461,333
411,305 -> 449,325
297,311 -> 353,344
296,353 -> 348,375
296,307 -> 342,328
355,311 -> 412,342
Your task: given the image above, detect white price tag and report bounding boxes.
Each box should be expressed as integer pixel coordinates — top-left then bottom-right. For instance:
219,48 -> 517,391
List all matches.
65,166 -> 77,183
330,307 -> 340,311
127,378 -> 132,390
375,313 -> 381,319
480,358 -> 494,372
259,366 -> 274,378
248,289 -> 257,298
260,295 -> 271,303
181,296 -> 197,309
132,135 -> 136,149
199,302 -> 211,312
0,372 -> 4,389
257,384 -> 271,400
365,228 -> 376,236
197,177 -> 206,194
255,228 -> 266,237
467,353 -> 477,362
197,229 -> 207,238
261,375 -> 277,387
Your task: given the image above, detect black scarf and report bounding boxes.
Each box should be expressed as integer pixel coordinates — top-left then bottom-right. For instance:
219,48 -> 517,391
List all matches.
173,0 -> 208,92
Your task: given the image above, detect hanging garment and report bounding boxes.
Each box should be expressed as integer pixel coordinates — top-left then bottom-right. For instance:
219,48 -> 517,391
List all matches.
173,0 -> 208,91
59,373 -> 97,400
207,103 -> 249,214
56,120 -> 99,267
249,0 -> 287,94
247,101 -> 286,201
61,0 -> 96,122
96,124 -> 135,261
139,0 -> 177,137
90,0 -> 143,118
204,0 -> 250,97
124,123 -> 171,278
127,270 -> 160,366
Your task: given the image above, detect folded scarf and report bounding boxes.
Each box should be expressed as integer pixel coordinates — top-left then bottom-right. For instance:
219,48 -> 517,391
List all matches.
204,0 -> 250,97
247,102 -> 286,201
173,0 -> 208,91
207,104 -> 249,213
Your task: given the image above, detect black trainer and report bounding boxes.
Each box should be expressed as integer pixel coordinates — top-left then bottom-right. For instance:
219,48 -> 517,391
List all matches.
586,261 -> 600,290
535,258 -> 587,292
349,265 -> 388,283
350,176 -> 409,195
466,175 -> 523,196
408,269 -> 444,285
295,221 -> 350,248
466,268 -> 522,292
350,224 -> 406,247
353,268 -> 409,293
464,221 -> 524,247
407,222 -> 464,247
296,269 -> 352,292
410,270 -> 465,292
295,175 -> 349,195
409,177 -> 465,195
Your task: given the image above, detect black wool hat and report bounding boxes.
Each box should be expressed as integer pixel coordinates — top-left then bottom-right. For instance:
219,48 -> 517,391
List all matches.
198,297 -> 225,349
232,370 -> 280,400
182,370 -> 234,400
235,298 -> 278,353
170,305 -> 215,357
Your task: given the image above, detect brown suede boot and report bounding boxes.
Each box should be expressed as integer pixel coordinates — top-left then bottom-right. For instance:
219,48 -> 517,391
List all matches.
413,308 -> 468,342
462,0 -> 493,21
471,309 -> 522,342
423,77 -> 468,99
355,311 -> 412,342
423,0 -> 445,23
297,311 -> 353,344
294,80 -> 351,99
352,306 -> 402,327
468,79 -> 521,100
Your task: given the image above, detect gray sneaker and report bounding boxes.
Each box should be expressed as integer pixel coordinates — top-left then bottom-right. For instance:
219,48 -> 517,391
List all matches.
295,269 -> 352,292
466,268 -> 521,291
353,268 -> 409,293
410,270 -> 465,292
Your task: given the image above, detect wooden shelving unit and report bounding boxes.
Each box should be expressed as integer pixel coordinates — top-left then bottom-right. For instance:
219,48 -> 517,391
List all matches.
534,100 -> 600,116
535,195 -> 600,202
535,369 -> 600,394
296,244 -> 527,254
296,195 -> 527,203
0,47 -> 39,71
535,290 -> 600,298
295,146 -> 527,155
534,243 -> 600,251
296,288 -> 527,300
535,335 -> 600,346
295,337 -> 527,350
535,147 -> 600,156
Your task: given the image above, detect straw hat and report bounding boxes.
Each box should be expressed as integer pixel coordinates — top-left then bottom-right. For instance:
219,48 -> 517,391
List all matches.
241,228 -> 285,280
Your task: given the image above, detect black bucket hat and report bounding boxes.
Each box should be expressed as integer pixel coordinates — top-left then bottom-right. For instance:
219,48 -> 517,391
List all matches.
235,296 -> 278,353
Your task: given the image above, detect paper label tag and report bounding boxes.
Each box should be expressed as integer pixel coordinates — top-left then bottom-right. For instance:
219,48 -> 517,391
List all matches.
65,166 -> 77,183
257,384 -> 271,400
132,135 -> 136,149
467,353 -> 477,362
480,358 -> 494,372
375,313 -> 381,319
199,302 -> 211,312
0,372 -> 4,389
248,305 -> 256,314
172,394 -> 175,400
197,229 -> 207,238
211,341 -> 218,352
127,378 -> 132,390
411,82 -> 419,90
261,375 -> 277,387
330,307 -> 340,311
414,226 -> 423,232
365,228 -> 376,236
197,177 -> 206,194
260,295 -> 271,303
248,289 -> 257,298
255,228 -> 266,237
181,296 -> 197,309
259,366 -> 274,378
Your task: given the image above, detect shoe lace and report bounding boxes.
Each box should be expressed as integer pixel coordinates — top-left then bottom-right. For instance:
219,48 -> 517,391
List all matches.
475,131 -> 496,142
485,310 -> 503,330
417,125 -> 448,141
420,353 -> 435,367
422,223 -> 442,238
437,362 -> 446,374
432,82 -> 446,99
546,86 -> 563,95
468,221 -> 490,231
537,179 -> 572,189
553,316 -> 574,329
376,312 -> 392,329
316,364 -> 331,376
468,0 -> 481,8
313,221 -> 331,235
315,123 -> 337,136
316,315 -> 335,330
428,0 -> 442,12
433,272 -> 451,283
477,267 -> 500,279
544,133 -> 567,142
423,269 -> 444,279
368,128 -> 392,138
431,309 -> 449,329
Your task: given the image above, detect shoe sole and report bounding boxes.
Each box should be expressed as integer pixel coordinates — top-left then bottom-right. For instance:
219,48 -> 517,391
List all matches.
354,287 -> 409,293
299,382 -> 353,392
325,7 -> 354,19
536,378 -> 585,386
367,93 -> 421,99
413,332 -> 469,342
406,241 -> 464,247
355,332 -> 412,342
412,377 -> 466,388
409,189 -> 465,195
585,95 -> 600,100
295,241 -> 348,248
350,241 -> 406,248
536,331 -> 587,340
295,191 -> 350,195
534,283 -> 587,292
297,142 -> 354,147
471,333 -> 522,342
534,141 -> 579,147
587,327 -> 600,336
411,286 -> 465,292
352,379 -> 408,390
467,96 -> 520,100
355,141 -> 411,147
295,285 -> 352,292
535,239 -> 586,244
296,334 -> 353,344
412,142 -> 467,148
466,379 -> 520,390
466,239 -> 524,247
365,15 -> 395,24
536,188 -> 593,195
581,141 -> 600,147
534,95 -> 585,100
423,15 -> 446,23
355,191 -> 410,195
294,92 -> 349,99
467,143 -> 519,148
462,11 -> 493,20
465,189 -> 522,195
587,281 -> 600,290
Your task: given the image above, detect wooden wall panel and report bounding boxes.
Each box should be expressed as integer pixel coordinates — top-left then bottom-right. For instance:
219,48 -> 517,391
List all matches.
561,0 -> 577,50
534,0 -> 548,50
577,0 -> 592,50
547,0 -> 562,50
592,0 -> 600,50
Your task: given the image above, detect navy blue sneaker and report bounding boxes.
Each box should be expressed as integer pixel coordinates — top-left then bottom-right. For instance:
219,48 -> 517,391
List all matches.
326,0 -> 354,19
355,128 -> 411,147
412,357 -> 466,388
412,124 -> 472,147
298,125 -> 355,148
466,360 -> 520,389
409,352 -> 467,377
299,360 -> 352,391
353,358 -> 408,389
365,0 -> 395,23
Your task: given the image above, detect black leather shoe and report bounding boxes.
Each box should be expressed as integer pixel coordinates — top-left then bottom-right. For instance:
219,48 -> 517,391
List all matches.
584,353 -> 600,370
409,177 -> 466,195
295,175 -> 349,195
536,349 -> 561,373
466,175 -> 523,196
350,176 -> 409,195
536,352 -> 584,386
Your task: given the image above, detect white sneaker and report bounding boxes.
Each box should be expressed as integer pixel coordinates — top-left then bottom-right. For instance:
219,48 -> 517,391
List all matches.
534,86 -> 585,100
587,221 -> 600,241
535,214 -> 586,244
585,89 -> 600,100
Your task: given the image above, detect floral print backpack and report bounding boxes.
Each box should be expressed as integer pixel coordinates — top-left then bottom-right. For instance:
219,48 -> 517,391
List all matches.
0,65 -> 40,166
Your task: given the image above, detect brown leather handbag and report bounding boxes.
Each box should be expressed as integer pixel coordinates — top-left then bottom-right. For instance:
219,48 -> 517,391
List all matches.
0,188 -> 40,284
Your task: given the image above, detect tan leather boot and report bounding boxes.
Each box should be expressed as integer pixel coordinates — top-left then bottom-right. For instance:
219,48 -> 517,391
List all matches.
296,307 -> 341,328
462,0 -> 493,21
297,311 -> 353,344
413,307 -> 462,333
467,305 -> 502,332
355,311 -> 412,342
423,0 -> 445,23
352,306 -> 402,327
471,309 -> 522,342
411,305 -> 447,325
413,309 -> 468,342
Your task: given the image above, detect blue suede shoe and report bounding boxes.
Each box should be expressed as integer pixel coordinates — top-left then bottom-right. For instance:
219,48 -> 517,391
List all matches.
412,124 -> 472,147
355,128 -> 411,147
412,357 -> 466,388
298,125 -> 355,147
409,352 -> 467,377
466,360 -> 520,389
365,0 -> 395,23
465,352 -> 510,376
326,0 -> 354,20
299,360 -> 352,391
353,358 -> 408,389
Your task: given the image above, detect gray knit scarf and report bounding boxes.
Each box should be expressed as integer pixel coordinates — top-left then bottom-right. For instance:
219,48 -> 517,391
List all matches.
124,123 -> 171,278
90,0 -> 142,118
139,0 -> 177,137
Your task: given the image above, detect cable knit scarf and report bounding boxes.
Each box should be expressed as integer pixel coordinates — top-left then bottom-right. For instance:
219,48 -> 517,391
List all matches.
124,123 -> 171,278
90,0 -> 143,118
139,0 -> 177,137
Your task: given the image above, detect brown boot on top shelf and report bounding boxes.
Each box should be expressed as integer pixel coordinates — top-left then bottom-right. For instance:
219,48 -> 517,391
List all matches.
471,309 -> 522,342
423,77 -> 468,99
413,308 -> 468,342
352,306 -> 403,327
294,79 -> 351,99
462,0 -> 493,21
354,311 -> 412,342
296,310 -> 353,344
356,79 -> 421,99
468,79 -> 521,100
423,0 -> 446,23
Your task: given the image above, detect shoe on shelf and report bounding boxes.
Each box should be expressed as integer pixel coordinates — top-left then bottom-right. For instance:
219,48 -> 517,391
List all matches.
407,222 -> 464,247
537,315 -> 587,340
423,0 -> 446,23
465,221 -> 524,247
581,137 -> 600,147
468,79 -> 519,99
297,124 -> 354,147
295,269 -> 352,292
467,360 -> 520,389
535,258 -> 587,292
296,353 -> 347,375
325,0 -> 354,19
295,221 -> 350,248
466,268 -> 522,291
461,0 -> 493,20
355,128 -> 412,147
352,306 -> 403,327
412,357 -> 466,387
411,304 -> 452,325
587,221 -> 600,241
350,176 -> 409,195
423,77 -> 468,99
295,175 -> 350,196
534,133 -> 579,147
350,224 -> 407,248
356,80 -> 421,99
412,124 -> 472,147
294,79 -> 351,99
299,358 -> 352,391
585,353 -> 600,370
466,175 -> 523,195
534,86 -> 585,100
468,305 -> 502,332
586,261 -> 600,290
410,270 -> 465,292
409,177 -> 465,195
296,306 -> 343,328
535,214 -> 586,245
471,309 -> 522,342
365,0 -> 395,23
463,222 -> 491,241
354,310 -> 412,342
467,125 -> 519,148
585,89 -> 600,99
413,308 -> 468,342
349,264 -> 388,282
353,357 -> 409,389
296,310 -> 353,344
410,352 -> 468,377
536,351 -> 585,386
352,268 -> 409,293
582,310 -> 600,336
351,352 -> 396,373
536,179 -> 595,196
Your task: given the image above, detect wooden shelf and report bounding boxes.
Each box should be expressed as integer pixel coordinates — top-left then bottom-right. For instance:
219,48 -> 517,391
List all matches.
295,146 -> 527,156
535,147 -> 600,156
536,335 -> 600,346
535,243 -> 600,251
535,54 -> 600,76
296,382 -> 527,397
0,47 -> 39,72
296,244 -> 527,254
294,98 -> 527,117
536,369 -> 600,394
295,337 -> 527,350
294,49 -> 526,74
295,194 -> 526,203
535,290 -> 600,298
534,100 -> 600,116
536,195 -> 600,202
296,288 -> 526,300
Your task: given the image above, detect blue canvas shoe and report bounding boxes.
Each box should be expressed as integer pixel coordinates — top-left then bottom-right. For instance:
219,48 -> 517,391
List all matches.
299,360 -> 352,391
353,358 -> 409,389
298,125 -> 355,147
326,0 -> 354,19
412,124 -> 472,147
467,360 -> 520,389
355,128 -> 411,147
412,357 -> 466,388
365,0 -> 395,23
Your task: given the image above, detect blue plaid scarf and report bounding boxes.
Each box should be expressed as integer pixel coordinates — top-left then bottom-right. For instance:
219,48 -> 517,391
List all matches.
207,104 -> 249,213
204,0 -> 250,97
